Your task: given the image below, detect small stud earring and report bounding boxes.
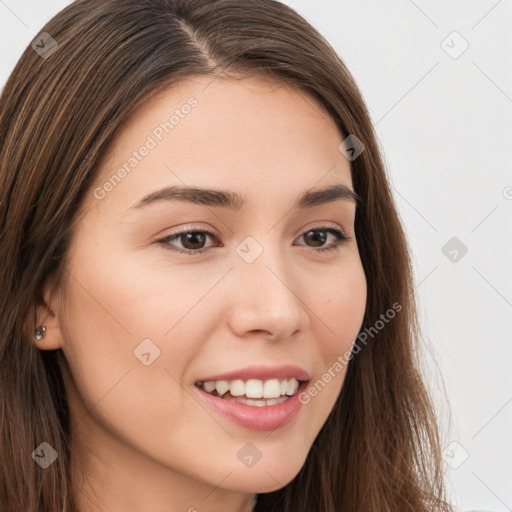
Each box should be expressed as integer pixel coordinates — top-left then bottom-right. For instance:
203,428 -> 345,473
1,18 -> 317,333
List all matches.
34,325 -> 46,341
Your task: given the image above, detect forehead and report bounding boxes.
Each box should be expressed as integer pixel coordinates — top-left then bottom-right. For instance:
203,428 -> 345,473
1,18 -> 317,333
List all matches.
87,75 -> 353,216
101,74 -> 344,161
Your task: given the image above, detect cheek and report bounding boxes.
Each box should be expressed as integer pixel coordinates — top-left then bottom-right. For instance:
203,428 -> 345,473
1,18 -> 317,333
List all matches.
298,260 -> 366,420
311,260 -> 367,363
58,242 -> 201,414
58,258 -> 204,468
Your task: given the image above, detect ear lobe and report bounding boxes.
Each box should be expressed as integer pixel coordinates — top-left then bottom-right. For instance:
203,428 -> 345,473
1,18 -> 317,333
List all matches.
33,282 -> 64,351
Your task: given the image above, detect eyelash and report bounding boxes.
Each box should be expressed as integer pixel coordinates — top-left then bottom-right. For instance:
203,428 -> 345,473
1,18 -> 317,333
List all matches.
156,224 -> 350,256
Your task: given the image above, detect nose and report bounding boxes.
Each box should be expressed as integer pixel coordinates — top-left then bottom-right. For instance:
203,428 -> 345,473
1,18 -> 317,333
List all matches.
225,247 -> 310,341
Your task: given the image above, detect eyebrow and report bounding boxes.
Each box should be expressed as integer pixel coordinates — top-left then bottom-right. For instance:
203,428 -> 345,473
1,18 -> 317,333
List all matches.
126,183 -> 360,214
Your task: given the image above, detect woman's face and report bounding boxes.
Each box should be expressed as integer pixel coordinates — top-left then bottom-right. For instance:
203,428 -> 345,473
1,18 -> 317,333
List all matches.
40,75 -> 367,507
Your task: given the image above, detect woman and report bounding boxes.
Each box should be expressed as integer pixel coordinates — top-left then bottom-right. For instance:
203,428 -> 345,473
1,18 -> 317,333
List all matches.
0,0 -> 454,511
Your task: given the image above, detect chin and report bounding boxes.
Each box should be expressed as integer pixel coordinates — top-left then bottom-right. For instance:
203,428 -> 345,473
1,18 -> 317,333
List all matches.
218,458 -> 306,493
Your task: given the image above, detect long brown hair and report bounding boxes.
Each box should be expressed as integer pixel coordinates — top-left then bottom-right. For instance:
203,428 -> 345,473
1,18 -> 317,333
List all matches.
0,1 -> 454,510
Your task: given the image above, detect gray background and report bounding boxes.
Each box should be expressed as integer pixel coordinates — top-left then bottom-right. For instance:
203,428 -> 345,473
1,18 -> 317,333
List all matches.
1,1 -> 511,510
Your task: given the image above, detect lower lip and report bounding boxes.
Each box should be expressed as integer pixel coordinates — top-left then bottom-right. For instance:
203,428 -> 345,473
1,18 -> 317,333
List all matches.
194,381 -> 308,431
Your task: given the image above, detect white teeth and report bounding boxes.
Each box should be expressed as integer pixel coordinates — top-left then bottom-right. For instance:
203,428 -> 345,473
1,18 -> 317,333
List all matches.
215,380 -> 230,396
246,398 -> 266,407
199,377 -> 301,400
229,379 -> 245,397
263,379 -> 281,398
223,395 -> 290,407
245,379 -> 263,398
203,381 -> 216,393
286,378 -> 299,396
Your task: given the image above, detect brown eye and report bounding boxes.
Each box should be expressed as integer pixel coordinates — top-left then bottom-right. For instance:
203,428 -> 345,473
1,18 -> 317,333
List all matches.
157,228 -> 219,255
296,227 -> 349,253
302,229 -> 328,247
178,231 -> 208,250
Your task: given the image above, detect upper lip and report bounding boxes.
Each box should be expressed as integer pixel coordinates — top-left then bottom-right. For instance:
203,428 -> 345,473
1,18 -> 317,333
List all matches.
196,364 -> 311,383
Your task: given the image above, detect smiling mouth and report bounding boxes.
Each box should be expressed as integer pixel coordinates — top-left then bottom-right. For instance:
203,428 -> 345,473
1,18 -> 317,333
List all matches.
195,377 -> 303,407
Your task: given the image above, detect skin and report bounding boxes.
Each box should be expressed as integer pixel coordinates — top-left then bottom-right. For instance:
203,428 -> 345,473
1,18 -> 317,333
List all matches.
35,75 -> 367,512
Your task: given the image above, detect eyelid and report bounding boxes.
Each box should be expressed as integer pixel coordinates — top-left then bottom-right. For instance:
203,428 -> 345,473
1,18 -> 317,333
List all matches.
160,223 -> 219,238
159,222 -> 349,240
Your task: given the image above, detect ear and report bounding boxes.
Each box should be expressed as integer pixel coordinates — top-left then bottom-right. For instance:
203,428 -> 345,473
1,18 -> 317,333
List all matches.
33,277 -> 65,351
